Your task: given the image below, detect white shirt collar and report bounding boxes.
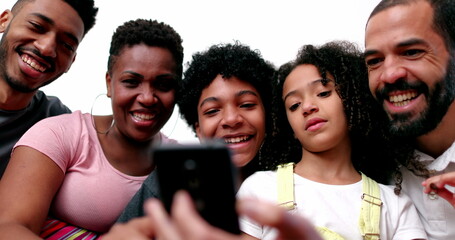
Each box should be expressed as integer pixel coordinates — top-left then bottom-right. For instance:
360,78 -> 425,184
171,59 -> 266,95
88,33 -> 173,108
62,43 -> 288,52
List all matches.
415,141 -> 455,171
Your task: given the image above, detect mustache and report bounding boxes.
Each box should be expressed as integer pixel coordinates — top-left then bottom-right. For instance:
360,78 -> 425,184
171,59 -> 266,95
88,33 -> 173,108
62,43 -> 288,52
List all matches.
16,46 -> 54,71
375,80 -> 428,102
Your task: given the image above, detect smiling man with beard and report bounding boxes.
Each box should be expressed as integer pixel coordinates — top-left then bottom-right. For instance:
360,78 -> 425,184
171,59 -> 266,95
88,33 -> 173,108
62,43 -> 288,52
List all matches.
0,0 -> 98,178
364,0 -> 455,239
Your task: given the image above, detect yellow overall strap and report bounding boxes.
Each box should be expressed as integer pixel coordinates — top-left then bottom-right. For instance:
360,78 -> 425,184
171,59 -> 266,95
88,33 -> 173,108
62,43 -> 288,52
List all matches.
277,166 -> 380,240
276,163 -> 296,210
316,227 -> 346,240
358,173 -> 382,240
276,163 -> 345,239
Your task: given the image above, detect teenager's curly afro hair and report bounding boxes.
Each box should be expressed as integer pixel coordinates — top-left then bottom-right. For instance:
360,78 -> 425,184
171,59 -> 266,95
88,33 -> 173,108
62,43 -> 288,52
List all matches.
178,42 -> 275,134
177,42 -> 277,171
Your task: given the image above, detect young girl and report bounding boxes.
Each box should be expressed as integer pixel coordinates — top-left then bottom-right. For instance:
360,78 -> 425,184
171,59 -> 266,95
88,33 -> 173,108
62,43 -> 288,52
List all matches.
237,41 -> 427,240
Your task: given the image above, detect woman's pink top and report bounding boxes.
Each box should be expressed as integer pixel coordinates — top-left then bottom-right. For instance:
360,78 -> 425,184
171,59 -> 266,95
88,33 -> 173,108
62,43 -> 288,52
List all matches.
15,111 -> 177,232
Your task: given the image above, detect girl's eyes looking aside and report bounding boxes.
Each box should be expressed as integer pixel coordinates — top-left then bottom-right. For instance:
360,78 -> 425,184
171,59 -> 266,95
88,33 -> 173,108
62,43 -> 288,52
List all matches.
283,78 -> 336,113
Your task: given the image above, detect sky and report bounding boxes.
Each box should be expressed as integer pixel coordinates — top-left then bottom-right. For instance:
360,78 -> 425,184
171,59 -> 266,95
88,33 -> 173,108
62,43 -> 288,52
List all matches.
0,0 -> 381,143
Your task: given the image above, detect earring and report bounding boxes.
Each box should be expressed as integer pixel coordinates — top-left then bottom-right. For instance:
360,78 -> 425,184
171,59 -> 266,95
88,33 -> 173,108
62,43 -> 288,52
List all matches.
90,93 -> 114,134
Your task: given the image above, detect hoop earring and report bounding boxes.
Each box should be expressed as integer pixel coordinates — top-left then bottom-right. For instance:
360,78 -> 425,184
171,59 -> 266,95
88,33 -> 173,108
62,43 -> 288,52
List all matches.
91,93 -> 114,134
160,108 -> 180,138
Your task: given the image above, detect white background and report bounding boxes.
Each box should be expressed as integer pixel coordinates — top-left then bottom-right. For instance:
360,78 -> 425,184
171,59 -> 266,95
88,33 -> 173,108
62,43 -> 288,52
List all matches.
0,0 -> 380,143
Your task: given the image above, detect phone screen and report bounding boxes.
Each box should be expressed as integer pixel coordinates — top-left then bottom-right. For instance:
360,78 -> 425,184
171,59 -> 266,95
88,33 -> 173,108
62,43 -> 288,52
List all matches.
154,142 -> 241,235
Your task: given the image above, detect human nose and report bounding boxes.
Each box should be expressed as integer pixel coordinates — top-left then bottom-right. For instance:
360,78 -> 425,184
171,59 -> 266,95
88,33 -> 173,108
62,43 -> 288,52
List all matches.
137,87 -> 158,106
302,100 -> 318,117
221,106 -> 243,128
378,56 -> 407,85
34,33 -> 57,58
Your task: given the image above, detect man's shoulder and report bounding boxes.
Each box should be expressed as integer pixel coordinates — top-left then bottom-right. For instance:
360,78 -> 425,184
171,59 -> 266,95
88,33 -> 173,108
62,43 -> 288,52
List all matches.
0,91 -> 70,131
33,91 -> 71,116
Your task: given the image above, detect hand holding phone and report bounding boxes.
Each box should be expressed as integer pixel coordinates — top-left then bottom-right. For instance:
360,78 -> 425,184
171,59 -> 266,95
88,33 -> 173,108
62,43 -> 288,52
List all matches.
153,142 -> 241,235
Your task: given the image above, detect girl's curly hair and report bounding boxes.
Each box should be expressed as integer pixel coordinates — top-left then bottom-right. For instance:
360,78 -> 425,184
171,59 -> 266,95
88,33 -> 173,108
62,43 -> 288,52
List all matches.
269,41 -> 428,193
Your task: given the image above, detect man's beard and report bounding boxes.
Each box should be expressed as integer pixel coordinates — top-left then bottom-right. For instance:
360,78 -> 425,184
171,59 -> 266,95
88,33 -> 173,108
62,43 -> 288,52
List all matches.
383,58 -> 455,137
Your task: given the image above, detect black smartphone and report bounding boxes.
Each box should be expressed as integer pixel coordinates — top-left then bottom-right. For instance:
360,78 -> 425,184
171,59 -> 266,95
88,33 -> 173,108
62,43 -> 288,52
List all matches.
153,142 -> 241,235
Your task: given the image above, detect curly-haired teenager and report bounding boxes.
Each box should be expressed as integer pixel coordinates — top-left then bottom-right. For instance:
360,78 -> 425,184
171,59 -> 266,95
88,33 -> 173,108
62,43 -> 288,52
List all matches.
238,41 -> 427,240
116,42 -> 276,223
0,18 -> 183,238
177,42 -> 276,176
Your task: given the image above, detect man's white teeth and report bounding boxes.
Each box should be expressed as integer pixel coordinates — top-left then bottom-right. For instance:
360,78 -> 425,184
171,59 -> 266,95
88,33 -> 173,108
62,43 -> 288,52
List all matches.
389,92 -> 417,107
392,100 -> 411,107
225,136 -> 249,144
133,113 -> 155,121
21,55 -> 46,72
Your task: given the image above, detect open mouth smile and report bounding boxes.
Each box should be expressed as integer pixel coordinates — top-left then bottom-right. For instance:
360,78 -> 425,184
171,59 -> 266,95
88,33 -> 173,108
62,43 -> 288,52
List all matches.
224,135 -> 252,144
132,112 -> 156,121
21,54 -> 48,73
388,90 -> 418,107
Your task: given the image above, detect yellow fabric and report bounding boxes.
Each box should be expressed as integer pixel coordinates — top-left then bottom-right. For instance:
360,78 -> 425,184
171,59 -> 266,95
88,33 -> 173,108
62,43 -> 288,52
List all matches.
358,173 -> 382,240
276,164 -> 382,240
316,226 -> 346,240
276,162 -> 296,210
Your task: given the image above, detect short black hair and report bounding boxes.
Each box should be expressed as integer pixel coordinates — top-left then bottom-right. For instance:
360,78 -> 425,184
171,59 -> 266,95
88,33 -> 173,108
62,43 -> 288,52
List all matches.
368,0 -> 455,52
12,0 -> 98,36
107,19 -> 184,82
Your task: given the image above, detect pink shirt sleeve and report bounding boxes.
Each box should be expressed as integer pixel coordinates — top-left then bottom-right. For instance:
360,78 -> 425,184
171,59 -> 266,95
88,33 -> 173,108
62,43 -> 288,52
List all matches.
14,112 -> 76,172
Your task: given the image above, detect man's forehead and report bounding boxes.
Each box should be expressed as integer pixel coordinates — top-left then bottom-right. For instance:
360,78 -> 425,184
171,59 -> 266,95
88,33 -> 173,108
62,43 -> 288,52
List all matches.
365,1 -> 435,47
15,0 -> 84,42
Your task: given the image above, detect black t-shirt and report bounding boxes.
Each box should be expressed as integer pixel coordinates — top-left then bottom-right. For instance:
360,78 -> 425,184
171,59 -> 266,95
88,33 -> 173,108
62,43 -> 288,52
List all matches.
0,91 -> 71,178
